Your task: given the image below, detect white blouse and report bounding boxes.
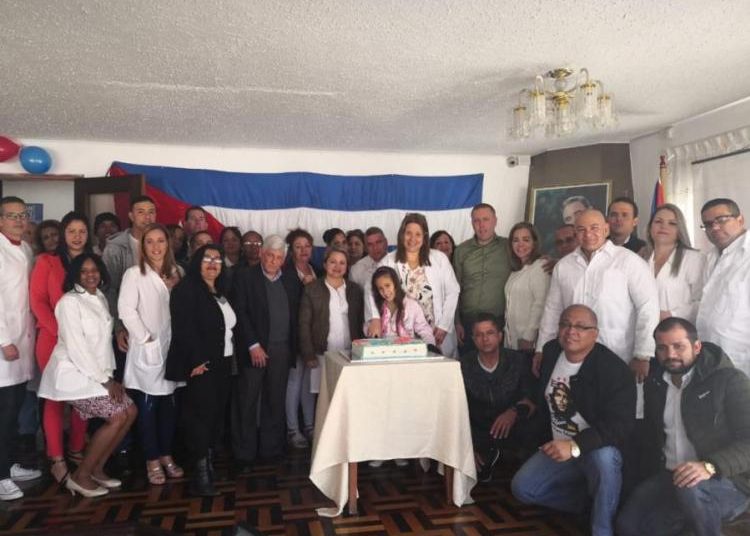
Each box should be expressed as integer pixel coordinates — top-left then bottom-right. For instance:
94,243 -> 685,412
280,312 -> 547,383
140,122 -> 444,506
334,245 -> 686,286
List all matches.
119,265 -> 183,395
38,288 -> 115,401
216,295 -> 237,357
649,248 -> 705,323
504,258 -> 550,349
326,281 -> 351,353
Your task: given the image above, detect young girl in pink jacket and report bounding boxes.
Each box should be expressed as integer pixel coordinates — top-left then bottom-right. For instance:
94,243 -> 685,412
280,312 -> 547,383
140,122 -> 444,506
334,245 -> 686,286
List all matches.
371,266 -> 436,345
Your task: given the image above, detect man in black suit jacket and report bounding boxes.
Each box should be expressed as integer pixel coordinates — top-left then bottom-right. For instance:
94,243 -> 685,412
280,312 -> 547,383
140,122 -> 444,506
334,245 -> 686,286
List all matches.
230,234 -> 302,465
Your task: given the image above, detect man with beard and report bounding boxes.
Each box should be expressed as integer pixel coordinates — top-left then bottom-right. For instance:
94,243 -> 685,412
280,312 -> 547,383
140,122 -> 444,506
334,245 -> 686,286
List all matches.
617,317 -> 750,536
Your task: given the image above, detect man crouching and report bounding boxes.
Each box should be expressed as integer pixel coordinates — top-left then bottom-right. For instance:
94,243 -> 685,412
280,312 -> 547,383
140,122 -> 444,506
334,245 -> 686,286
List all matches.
511,304 -> 635,536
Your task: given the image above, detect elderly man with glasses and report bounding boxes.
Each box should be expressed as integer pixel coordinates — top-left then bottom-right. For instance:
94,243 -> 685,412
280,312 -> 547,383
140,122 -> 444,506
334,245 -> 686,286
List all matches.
696,198 -> 750,376
512,304 -> 636,536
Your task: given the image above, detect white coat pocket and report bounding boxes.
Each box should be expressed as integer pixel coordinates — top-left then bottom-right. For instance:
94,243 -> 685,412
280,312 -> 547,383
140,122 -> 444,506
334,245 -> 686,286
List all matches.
135,339 -> 164,369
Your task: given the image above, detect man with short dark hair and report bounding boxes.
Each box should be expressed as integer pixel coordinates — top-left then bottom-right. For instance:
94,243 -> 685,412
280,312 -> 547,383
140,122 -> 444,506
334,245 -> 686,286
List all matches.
554,224 -> 577,258
696,197 -> 750,375
183,206 -> 208,239
349,226 -> 388,288
617,317 -> 750,535
461,312 -> 534,482
103,195 -> 157,352
231,235 -> 302,467
0,196 -> 42,501
607,197 -> 646,254
512,304 -> 636,536
453,203 -> 511,354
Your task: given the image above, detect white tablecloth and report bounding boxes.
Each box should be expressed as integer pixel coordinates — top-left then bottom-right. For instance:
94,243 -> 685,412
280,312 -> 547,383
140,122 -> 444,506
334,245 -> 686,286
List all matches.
309,351 -> 477,517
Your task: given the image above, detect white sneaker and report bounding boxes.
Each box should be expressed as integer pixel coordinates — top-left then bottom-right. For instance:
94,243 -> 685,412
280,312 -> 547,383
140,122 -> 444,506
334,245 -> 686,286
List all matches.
368,460 -> 383,468
10,464 -> 42,482
0,478 -> 23,501
287,431 -> 309,449
394,459 -> 409,467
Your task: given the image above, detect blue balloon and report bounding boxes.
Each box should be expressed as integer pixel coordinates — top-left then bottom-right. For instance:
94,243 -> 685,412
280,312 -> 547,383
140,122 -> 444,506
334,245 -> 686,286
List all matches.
19,145 -> 52,174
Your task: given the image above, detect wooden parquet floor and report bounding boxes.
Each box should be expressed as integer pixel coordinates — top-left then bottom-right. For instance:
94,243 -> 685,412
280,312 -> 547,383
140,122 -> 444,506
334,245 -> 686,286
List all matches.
1,450 -> 748,536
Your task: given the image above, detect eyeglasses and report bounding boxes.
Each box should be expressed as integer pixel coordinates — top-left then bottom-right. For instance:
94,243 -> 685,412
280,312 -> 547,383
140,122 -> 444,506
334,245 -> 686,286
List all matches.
558,322 -> 597,332
1,212 -> 30,221
201,256 -> 223,265
243,241 -> 263,247
555,237 -> 576,246
700,214 -> 737,230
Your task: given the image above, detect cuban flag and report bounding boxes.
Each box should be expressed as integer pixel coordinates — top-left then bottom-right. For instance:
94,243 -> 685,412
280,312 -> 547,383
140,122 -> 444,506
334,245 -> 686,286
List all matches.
108,161 -> 482,247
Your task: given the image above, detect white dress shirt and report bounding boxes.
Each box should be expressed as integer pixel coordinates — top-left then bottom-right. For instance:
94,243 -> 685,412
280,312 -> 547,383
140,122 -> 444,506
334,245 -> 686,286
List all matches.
119,265 -> 182,395
38,288 -> 115,401
365,249 -> 460,357
663,370 -> 698,470
537,240 -> 660,362
697,230 -> 750,375
504,258 -> 550,350
649,248 -> 705,323
0,233 -> 35,388
349,255 -> 379,289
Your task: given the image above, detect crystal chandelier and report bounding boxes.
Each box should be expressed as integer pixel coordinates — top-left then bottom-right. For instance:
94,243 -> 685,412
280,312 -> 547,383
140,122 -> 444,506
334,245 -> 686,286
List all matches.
509,67 -> 617,139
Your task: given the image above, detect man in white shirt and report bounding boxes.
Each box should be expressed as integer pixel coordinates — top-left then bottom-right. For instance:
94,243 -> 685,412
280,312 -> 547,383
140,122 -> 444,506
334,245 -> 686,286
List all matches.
696,198 -> 750,376
349,227 -> 388,288
617,317 -> 750,536
0,196 -> 42,501
533,209 -> 659,384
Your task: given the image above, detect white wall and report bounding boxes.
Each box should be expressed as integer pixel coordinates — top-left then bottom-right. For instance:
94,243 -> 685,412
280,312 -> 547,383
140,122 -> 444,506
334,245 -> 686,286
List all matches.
0,139 -> 529,237
630,98 -> 750,236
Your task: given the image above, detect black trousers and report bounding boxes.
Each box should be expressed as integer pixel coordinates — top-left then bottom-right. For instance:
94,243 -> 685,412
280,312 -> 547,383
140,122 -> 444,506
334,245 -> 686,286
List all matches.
183,356 -> 231,462
231,342 -> 290,462
0,382 -> 27,478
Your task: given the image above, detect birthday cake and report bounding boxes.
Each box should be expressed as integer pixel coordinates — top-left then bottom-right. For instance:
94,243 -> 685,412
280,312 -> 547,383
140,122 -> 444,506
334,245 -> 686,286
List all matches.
350,337 -> 429,361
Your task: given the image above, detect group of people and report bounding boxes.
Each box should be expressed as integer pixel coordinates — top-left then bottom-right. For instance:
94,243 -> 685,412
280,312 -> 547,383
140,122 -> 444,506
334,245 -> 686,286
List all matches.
0,190 -> 749,535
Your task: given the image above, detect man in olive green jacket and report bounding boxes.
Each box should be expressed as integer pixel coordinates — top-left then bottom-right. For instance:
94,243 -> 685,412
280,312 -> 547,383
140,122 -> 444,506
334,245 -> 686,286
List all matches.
453,203 -> 511,355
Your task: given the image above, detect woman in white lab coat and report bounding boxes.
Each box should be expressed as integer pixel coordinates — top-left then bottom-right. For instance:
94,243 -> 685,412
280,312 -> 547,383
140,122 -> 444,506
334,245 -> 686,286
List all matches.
118,223 -> 184,485
365,213 -> 460,357
38,254 -> 137,497
642,203 -> 705,322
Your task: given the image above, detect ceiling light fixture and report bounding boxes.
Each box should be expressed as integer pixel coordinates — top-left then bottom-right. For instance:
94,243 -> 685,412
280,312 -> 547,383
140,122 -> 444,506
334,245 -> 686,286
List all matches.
509,67 -> 616,139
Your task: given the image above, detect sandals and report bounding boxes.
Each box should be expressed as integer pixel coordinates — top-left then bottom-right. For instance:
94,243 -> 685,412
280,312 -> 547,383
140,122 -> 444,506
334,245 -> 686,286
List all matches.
161,459 -> 184,479
50,458 -> 69,484
146,462 -> 166,485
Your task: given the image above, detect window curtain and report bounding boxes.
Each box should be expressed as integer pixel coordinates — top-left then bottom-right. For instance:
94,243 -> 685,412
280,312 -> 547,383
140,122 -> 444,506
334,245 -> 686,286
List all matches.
665,126 -> 750,250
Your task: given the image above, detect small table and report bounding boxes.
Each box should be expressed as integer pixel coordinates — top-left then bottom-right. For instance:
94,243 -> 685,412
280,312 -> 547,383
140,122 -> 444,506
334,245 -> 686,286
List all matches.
309,351 -> 477,517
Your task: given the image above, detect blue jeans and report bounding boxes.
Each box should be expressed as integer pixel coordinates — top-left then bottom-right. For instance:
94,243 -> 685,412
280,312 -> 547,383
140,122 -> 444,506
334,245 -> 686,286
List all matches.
130,391 -> 178,461
511,446 -> 622,536
616,470 -> 749,536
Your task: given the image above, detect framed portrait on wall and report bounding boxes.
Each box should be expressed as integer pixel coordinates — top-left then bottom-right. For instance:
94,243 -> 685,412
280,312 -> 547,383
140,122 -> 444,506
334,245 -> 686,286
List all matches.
528,181 -> 611,255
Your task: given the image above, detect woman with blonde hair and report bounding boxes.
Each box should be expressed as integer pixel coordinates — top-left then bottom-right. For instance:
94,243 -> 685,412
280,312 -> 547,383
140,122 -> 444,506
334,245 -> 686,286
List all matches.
642,203 -> 705,322
119,223 -> 184,485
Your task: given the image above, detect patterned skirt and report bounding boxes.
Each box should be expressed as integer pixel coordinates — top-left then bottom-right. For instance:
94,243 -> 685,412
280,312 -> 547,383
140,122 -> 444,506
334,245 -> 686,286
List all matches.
70,393 -> 134,420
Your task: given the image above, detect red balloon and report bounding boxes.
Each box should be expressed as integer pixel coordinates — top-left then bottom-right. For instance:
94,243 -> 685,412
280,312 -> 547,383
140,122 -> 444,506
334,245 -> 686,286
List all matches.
0,136 -> 21,162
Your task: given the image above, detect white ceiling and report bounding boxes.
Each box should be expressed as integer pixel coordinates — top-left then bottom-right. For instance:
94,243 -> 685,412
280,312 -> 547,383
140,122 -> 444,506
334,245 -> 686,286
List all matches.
2,0 -> 750,156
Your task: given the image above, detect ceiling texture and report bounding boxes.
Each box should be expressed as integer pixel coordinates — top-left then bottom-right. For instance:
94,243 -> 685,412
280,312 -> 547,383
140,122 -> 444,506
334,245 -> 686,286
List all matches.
2,0 -> 750,155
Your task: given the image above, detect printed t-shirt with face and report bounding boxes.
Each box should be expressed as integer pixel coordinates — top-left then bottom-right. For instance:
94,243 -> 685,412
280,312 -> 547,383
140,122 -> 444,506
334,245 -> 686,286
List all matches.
546,352 -> 590,440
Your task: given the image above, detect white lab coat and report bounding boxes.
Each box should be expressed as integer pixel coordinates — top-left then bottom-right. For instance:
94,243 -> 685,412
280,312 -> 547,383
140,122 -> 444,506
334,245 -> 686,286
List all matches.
365,249 -> 460,357
697,230 -> 750,375
537,240 -> 660,362
648,248 -> 705,323
0,233 -> 35,388
504,258 -> 550,350
118,265 -> 182,395
38,288 -> 115,401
